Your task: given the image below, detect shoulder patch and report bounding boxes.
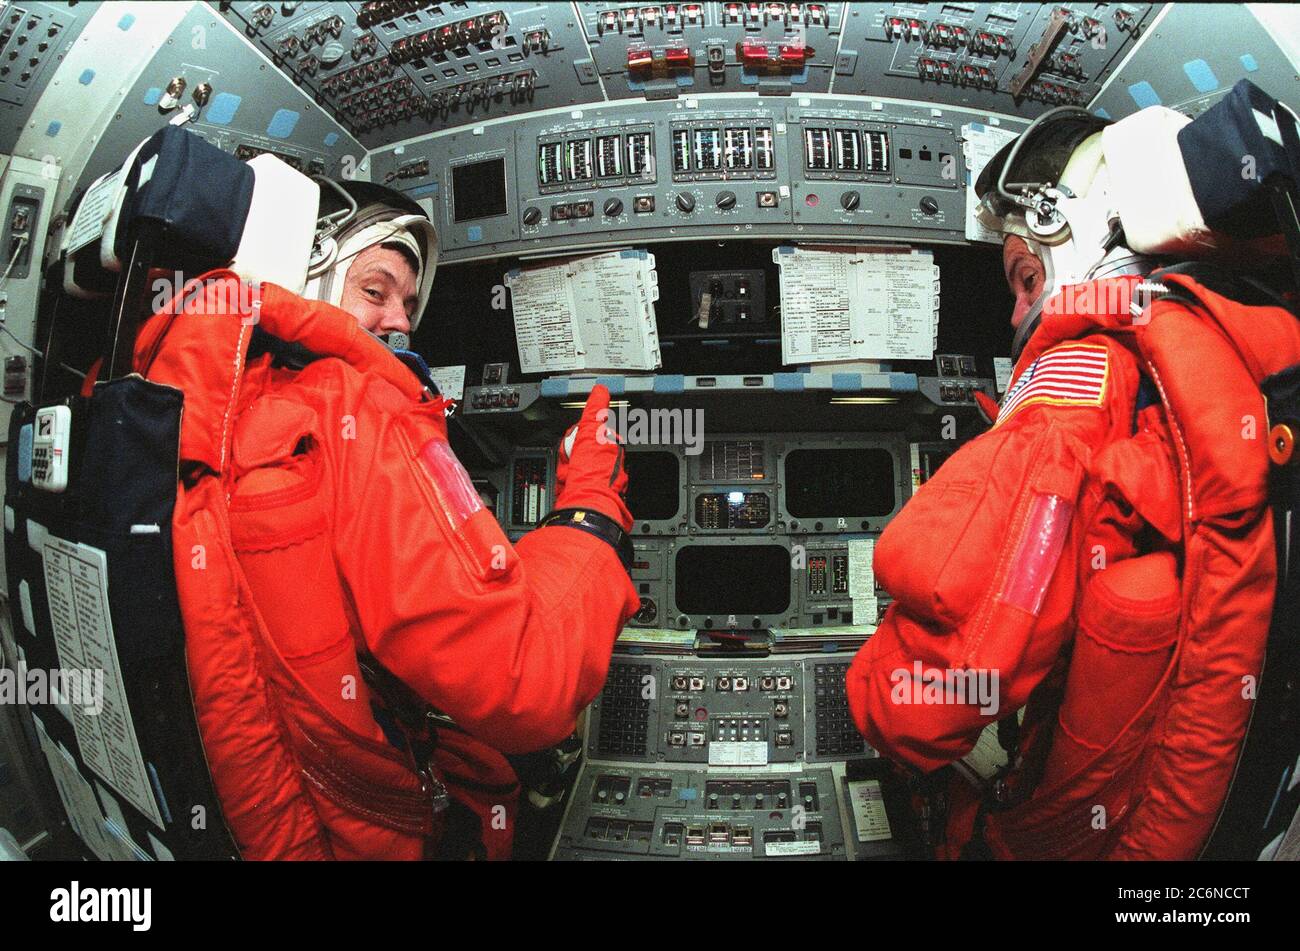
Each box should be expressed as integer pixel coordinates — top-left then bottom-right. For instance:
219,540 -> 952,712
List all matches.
995,343 -> 1110,428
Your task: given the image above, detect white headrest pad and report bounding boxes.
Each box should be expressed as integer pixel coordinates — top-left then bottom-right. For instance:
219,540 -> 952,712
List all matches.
1102,105 -> 1220,257
98,135 -> 153,274
229,154 -> 320,294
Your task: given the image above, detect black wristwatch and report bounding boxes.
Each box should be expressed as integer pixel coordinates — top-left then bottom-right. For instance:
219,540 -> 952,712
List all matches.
536,507 -> 634,575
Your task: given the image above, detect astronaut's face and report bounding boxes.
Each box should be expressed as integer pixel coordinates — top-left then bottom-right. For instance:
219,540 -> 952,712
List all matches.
1003,235 -> 1047,330
340,244 -> 419,336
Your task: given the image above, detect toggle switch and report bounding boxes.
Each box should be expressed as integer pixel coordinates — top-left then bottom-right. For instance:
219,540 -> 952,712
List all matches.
158,75 -> 187,111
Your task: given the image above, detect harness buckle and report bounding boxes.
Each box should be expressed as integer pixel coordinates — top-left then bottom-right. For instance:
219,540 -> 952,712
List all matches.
1130,280 -> 1171,322
418,766 -> 452,815
992,777 -> 1013,806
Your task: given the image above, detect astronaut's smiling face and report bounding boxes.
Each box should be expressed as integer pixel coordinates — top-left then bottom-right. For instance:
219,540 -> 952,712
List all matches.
1003,235 -> 1047,330
340,243 -> 419,336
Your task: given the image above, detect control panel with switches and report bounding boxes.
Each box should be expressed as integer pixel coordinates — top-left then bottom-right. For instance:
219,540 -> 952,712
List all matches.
686,269 -> 769,331
587,656 -> 869,766
0,3 -> 81,109
462,381 -> 541,414
374,92 -> 1006,264
919,352 -> 995,406
0,155 -> 55,436
552,654 -> 910,859
558,763 -> 849,859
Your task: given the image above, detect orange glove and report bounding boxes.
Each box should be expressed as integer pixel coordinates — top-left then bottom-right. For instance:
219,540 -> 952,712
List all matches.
553,385 -> 632,532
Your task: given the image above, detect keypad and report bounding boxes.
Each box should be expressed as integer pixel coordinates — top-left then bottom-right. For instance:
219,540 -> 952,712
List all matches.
32,445 -> 50,481
814,662 -> 867,756
596,663 -> 653,756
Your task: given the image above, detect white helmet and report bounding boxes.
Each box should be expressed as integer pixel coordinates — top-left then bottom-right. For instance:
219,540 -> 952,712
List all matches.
304,178 -> 439,333
975,106 -> 1172,357
978,81 -> 1299,360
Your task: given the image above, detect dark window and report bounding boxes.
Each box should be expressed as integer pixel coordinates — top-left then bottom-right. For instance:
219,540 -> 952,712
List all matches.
625,451 -> 680,520
451,158 -> 508,222
675,545 -> 790,615
784,448 -> 896,518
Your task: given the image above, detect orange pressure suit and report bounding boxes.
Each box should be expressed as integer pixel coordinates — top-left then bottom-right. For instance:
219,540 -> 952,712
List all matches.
132,272 -> 638,859
848,272 -> 1300,859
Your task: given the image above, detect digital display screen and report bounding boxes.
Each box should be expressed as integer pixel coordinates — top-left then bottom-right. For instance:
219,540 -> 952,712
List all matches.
784,448 -> 897,518
694,492 -> 771,530
675,545 -> 791,616
624,451 -> 681,521
452,158 -> 508,223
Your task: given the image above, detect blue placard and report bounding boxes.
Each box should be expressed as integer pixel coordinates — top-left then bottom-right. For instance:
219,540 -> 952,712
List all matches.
17,423 -> 32,483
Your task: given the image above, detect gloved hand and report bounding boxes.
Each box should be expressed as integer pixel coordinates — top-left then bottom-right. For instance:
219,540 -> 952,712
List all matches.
553,384 -> 632,532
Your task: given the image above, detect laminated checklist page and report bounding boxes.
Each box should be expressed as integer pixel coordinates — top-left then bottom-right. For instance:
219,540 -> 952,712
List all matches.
774,245 -> 940,365
962,122 -> 1020,244
506,250 -> 662,373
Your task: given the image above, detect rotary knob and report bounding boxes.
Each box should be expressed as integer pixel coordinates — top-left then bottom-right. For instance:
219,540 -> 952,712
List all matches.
675,192 -> 696,213
716,190 -> 737,210
319,41 -> 345,69
840,190 -> 861,211
522,206 -> 542,226
603,197 -> 624,217
919,196 -> 940,216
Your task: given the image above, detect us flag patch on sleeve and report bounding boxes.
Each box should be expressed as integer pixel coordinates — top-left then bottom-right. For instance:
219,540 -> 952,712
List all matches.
994,343 -> 1109,428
